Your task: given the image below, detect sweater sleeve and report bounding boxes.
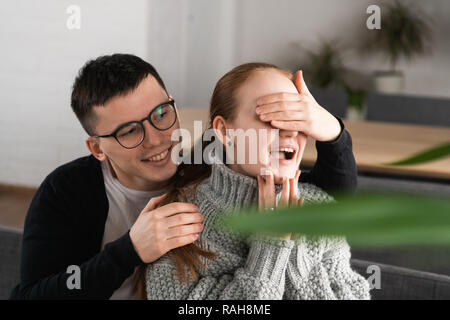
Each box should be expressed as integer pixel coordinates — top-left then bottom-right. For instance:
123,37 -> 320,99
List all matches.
299,117 -> 358,196
145,236 -> 294,300
283,236 -> 371,300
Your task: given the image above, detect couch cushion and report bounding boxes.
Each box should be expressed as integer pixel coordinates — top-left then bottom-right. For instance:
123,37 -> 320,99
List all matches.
351,259 -> 450,300
366,93 -> 450,127
0,226 -> 22,300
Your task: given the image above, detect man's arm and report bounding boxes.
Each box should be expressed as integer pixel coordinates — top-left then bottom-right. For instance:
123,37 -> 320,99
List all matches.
9,177 -> 143,300
299,117 -> 357,195
10,165 -> 204,300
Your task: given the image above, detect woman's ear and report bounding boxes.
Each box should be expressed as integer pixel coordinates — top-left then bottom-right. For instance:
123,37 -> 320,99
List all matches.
212,116 -> 230,147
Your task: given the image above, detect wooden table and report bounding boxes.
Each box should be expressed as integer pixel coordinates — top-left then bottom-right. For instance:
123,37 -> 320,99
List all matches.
178,108 -> 450,181
303,120 -> 450,181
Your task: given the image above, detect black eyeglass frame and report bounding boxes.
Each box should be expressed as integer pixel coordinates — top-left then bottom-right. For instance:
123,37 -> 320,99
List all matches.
92,99 -> 177,149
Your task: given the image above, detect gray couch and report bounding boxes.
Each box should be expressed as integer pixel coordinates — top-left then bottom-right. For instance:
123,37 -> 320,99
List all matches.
0,226 -> 21,300
352,259 -> 450,300
310,87 -> 347,119
1,226 -> 450,300
366,93 -> 450,127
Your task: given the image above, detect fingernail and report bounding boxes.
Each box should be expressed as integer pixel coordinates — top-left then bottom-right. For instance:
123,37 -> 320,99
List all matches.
255,107 -> 261,114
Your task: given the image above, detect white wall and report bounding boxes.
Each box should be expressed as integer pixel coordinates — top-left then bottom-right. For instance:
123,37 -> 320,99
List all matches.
0,0 -> 149,186
236,0 -> 450,99
1,0 -> 449,187
148,0 -> 238,107
151,0 -> 450,106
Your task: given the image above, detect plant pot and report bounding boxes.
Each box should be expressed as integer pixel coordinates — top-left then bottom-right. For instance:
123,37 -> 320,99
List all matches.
373,71 -> 404,94
346,104 -> 367,121
345,89 -> 367,121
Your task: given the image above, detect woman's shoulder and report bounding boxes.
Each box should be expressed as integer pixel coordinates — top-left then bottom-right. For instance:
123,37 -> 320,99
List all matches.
298,183 -> 335,205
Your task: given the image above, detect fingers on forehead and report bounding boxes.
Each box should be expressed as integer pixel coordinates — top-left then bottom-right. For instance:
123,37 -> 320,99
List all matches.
257,92 -> 301,105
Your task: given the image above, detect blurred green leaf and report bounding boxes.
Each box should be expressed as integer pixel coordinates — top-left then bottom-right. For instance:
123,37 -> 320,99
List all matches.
385,142 -> 450,166
220,192 -> 450,248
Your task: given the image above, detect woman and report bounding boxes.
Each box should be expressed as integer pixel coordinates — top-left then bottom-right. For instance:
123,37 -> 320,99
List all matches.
136,63 -> 371,300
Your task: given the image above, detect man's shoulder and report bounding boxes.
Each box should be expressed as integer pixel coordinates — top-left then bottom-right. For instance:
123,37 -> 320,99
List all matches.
44,154 -> 103,190
28,154 -> 107,222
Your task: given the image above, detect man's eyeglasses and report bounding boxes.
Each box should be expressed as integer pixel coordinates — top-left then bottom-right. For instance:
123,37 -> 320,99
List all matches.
92,99 -> 177,149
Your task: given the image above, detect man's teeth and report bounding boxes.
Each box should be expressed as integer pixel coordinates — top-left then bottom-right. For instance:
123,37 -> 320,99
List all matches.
146,149 -> 169,162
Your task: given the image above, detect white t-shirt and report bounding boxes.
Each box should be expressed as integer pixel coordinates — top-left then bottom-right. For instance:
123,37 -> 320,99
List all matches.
100,159 -> 166,300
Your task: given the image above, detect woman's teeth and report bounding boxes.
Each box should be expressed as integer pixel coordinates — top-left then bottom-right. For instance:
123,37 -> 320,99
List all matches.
145,149 -> 169,162
270,148 -> 295,160
280,147 -> 295,153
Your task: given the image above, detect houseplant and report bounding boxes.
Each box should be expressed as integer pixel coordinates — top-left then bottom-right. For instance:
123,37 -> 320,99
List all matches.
300,39 -> 369,120
301,39 -> 346,89
362,0 -> 433,94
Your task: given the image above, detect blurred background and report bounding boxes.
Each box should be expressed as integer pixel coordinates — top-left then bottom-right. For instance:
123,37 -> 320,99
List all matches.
1,0 -> 450,299
0,0 -> 449,186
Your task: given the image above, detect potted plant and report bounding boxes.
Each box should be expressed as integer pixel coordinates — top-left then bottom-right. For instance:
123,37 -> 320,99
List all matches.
362,0 -> 433,94
301,39 -> 347,89
299,39 -> 369,121
345,87 -> 367,121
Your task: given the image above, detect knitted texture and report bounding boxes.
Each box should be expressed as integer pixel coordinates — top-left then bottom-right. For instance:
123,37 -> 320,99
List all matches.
145,164 -> 371,300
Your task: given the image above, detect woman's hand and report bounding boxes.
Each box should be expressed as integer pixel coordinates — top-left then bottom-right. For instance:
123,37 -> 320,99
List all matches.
257,170 -> 276,211
287,170 -> 304,240
257,170 -> 304,241
255,70 -> 341,142
281,170 -> 304,208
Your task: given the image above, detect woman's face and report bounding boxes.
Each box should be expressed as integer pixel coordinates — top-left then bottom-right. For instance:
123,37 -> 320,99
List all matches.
225,69 -> 307,184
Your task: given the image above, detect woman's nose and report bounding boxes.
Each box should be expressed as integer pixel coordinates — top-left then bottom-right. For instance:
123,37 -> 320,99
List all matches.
279,129 -> 298,138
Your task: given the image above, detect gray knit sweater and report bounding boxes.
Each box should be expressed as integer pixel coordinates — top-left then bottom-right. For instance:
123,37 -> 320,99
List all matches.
145,164 -> 371,300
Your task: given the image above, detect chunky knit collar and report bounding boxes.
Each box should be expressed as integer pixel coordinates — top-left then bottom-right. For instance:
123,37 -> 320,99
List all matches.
197,164 -> 290,214
204,163 -> 259,211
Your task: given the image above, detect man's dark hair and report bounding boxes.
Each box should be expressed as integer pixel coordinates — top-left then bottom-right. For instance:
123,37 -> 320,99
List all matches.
71,53 -> 167,135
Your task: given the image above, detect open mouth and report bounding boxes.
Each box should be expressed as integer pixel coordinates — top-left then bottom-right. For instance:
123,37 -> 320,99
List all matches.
270,147 -> 296,160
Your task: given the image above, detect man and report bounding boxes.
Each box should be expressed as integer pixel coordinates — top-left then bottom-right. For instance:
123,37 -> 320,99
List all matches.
10,54 -> 357,299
